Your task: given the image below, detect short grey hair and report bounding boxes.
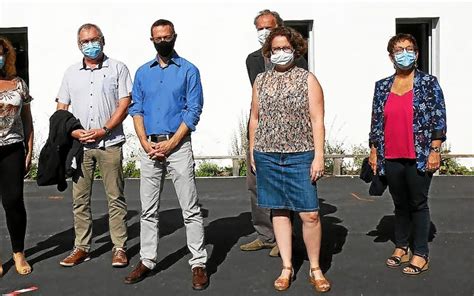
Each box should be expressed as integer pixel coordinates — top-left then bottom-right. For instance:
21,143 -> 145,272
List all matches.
77,23 -> 104,44
253,9 -> 284,27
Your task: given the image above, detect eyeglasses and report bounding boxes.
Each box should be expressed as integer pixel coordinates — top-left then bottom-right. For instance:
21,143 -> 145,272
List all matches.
79,37 -> 102,46
393,46 -> 415,54
150,35 -> 175,43
271,47 -> 294,54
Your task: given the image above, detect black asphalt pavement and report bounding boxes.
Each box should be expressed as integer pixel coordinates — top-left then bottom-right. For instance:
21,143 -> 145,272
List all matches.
0,176 -> 473,295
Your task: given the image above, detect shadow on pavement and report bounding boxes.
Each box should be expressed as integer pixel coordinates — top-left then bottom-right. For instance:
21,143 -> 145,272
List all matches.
292,198 -> 348,274
142,211 -> 254,283
2,210 -> 139,275
366,215 -> 437,245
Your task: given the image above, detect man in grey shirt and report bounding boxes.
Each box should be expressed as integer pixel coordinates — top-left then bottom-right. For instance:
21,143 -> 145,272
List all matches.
56,23 -> 131,268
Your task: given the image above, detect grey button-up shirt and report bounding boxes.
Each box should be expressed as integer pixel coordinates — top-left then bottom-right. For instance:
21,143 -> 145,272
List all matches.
57,55 -> 132,148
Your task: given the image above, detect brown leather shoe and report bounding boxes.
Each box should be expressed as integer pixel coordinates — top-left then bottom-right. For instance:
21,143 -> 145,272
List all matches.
60,248 -> 90,267
112,248 -> 128,268
124,261 -> 151,284
192,266 -> 209,290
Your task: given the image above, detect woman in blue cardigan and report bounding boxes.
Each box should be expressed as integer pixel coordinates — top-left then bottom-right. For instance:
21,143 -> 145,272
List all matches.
368,33 -> 447,275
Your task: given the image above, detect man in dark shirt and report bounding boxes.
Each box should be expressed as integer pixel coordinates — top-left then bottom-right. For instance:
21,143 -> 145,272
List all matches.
241,9 -> 308,257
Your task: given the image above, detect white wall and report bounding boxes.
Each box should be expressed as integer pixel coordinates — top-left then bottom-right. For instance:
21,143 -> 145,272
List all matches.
1,0 -> 472,164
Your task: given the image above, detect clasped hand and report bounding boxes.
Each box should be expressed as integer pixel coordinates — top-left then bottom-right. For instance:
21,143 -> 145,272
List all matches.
71,128 -> 106,144
143,140 -> 176,160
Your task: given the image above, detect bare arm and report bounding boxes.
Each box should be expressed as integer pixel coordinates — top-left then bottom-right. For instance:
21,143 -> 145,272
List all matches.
248,81 -> 259,172
104,97 -> 131,130
308,73 -> 325,181
80,97 -> 131,142
21,104 -> 34,174
56,101 -> 69,110
132,115 -> 164,159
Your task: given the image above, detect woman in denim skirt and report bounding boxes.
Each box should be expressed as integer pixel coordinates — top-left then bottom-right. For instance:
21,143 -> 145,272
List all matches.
248,27 -> 329,293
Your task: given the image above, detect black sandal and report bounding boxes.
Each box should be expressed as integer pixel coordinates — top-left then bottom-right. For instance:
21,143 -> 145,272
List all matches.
402,254 -> 429,275
386,247 -> 410,268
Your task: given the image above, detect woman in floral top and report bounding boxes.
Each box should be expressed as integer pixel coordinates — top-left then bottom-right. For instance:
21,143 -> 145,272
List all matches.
0,36 -> 34,276
249,27 -> 329,293
369,33 -> 447,276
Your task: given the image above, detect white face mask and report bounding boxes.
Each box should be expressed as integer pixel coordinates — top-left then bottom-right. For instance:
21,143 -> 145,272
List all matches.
257,28 -> 271,46
270,50 -> 294,65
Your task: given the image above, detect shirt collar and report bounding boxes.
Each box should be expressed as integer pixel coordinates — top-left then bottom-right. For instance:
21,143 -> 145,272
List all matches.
150,51 -> 181,68
80,54 -> 109,70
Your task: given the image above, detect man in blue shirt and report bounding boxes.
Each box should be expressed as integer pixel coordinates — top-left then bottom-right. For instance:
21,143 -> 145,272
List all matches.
124,19 -> 208,290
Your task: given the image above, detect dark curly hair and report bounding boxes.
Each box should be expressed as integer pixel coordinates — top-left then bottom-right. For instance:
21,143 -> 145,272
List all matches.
262,27 -> 307,59
387,33 -> 418,55
0,36 -> 17,79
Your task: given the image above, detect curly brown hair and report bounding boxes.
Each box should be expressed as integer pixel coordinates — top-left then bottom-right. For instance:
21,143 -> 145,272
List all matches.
387,33 -> 418,55
262,27 -> 307,59
0,36 -> 17,79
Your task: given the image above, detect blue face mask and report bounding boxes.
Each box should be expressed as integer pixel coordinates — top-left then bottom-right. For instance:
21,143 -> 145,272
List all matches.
394,49 -> 416,70
81,41 -> 102,59
0,55 -> 5,69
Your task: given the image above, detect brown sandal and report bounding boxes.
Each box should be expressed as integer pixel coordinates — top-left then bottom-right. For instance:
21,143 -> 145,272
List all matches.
309,267 -> 331,293
402,254 -> 429,275
386,247 -> 411,268
274,266 -> 294,291
13,252 -> 32,275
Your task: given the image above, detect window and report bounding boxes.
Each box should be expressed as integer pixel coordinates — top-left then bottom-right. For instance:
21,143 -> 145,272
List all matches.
0,27 -> 29,85
396,18 -> 440,77
284,20 -> 314,72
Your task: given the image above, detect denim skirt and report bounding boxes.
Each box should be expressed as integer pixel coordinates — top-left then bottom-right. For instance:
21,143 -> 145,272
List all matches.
253,150 -> 319,212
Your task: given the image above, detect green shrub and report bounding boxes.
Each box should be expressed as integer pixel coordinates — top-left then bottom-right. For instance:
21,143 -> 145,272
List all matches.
123,160 -> 140,178
324,140 -> 345,174
26,162 -> 38,180
196,161 -> 221,177
439,145 -> 474,175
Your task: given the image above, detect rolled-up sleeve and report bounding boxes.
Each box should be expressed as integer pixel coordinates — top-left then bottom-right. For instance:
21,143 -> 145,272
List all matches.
182,68 -> 204,131
430,77 -> 447,141
128,70 -> 144,117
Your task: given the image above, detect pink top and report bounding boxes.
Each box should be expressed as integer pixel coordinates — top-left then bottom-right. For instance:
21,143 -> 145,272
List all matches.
384,90 -> 416,159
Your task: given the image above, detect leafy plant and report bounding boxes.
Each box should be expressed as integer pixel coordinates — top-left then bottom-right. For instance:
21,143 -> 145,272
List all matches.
439,144 -> 474,175
195,161 -> 222,177
324,140 -> 345,175
123,160 -> 140,178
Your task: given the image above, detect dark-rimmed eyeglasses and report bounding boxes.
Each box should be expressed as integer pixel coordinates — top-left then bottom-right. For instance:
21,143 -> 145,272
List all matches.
271,47 -> 294,54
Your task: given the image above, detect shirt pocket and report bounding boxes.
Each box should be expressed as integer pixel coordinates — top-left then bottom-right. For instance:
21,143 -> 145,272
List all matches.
102,75 -> 119,98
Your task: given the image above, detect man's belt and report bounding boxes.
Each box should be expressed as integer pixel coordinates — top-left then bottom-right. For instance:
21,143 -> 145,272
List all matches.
148,133 -> 175,143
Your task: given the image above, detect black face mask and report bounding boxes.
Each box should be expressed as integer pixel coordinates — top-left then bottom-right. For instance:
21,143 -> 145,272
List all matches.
154,38 -> 176,57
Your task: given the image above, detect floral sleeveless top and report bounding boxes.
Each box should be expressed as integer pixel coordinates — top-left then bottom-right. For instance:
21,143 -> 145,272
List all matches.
254,66 -> 314,153
0,77 -> 33,146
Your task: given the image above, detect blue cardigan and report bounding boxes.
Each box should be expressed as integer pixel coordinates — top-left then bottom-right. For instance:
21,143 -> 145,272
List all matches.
369,69 -> 447,175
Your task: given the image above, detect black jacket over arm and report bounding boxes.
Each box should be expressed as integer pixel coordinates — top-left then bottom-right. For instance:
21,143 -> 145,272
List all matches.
37,110 -> 84,191
245,48 -> 309,87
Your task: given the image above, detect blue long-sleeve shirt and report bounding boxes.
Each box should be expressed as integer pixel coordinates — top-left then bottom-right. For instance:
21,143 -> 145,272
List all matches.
129,53 -> 204,135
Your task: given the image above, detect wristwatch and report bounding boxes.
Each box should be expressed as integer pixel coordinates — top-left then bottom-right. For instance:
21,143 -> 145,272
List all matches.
430,146 -> 441,153
103,126 -> 112,136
